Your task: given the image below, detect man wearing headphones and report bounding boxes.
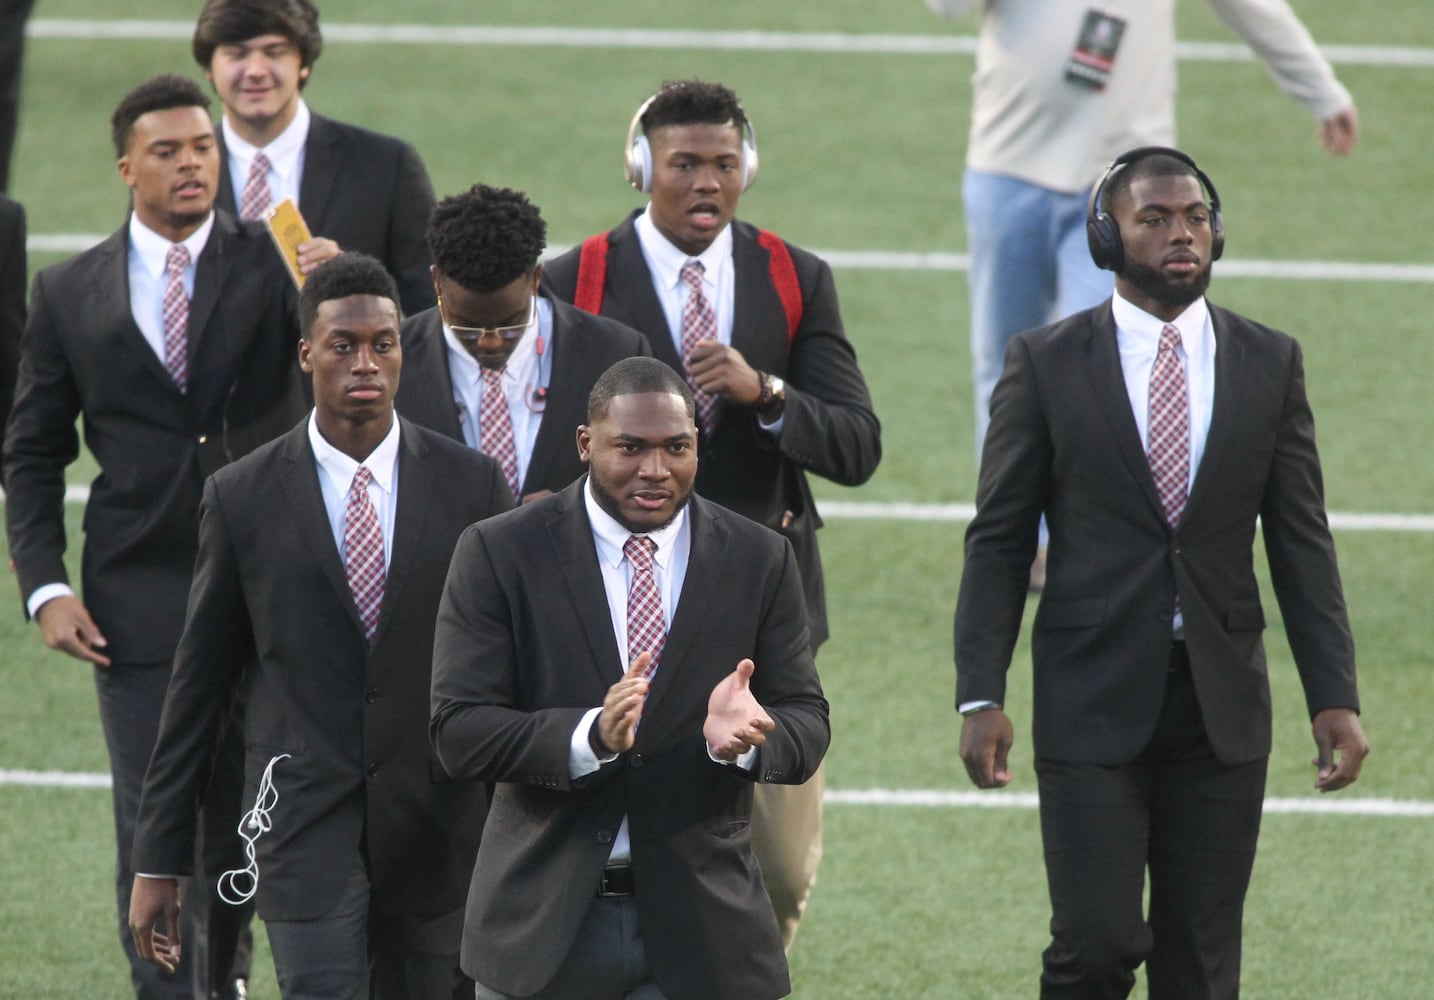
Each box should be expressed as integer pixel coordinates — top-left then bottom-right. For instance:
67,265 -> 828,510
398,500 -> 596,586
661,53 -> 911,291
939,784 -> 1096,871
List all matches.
543,78 -> 881,951
925,0 -> 1360,591
953,147 -> 1368,997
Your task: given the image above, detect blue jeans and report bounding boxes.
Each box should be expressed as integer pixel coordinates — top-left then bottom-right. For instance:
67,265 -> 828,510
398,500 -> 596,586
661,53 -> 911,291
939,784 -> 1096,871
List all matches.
964,169 -> 1114,453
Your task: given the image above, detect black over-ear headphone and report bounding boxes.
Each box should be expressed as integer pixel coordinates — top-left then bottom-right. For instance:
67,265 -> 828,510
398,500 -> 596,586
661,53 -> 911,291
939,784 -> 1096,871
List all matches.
623,89 -> 759,194
1086,145 -> 1224,272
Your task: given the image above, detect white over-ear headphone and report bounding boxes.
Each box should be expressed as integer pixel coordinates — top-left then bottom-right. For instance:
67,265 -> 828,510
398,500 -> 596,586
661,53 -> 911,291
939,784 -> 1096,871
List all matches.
623,89 -> 759,194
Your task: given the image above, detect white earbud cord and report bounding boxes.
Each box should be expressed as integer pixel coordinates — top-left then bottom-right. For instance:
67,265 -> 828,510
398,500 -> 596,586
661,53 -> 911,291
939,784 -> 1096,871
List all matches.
217,753 -> 290,906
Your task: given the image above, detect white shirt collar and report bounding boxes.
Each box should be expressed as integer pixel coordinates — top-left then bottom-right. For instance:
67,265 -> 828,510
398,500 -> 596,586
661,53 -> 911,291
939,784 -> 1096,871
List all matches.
128,211 -> 216,279
635,204 -> 733,293
307,408 -> 401,493
584,474 -> 687,572
1112,291 -> 1212,355
223,98 -> 311,169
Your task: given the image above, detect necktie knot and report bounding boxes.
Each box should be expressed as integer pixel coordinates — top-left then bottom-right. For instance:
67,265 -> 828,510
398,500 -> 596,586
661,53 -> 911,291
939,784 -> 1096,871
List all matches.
350,465 -> 373,494
624,535 -> 656,570
1159,323 -> 1182,354
165,244 -> 189,278
482,366 -> 503,388
250,151 -> 272,177
680,259 -> 704,292
240,152 -> 275,220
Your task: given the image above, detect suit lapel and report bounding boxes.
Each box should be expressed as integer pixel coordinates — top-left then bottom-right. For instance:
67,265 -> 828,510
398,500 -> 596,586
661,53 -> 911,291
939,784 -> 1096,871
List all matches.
298,115 -> 341,235
277,422 -> 371,638
641,496 -> 722,722
102,225 -> 180,394
548,480 -> 627,689
523,296 -> 585,494
1083,307 -> 1169,526
372,419 -> 431,641
604,218 -> 678,367
1182,309 -> 1246,526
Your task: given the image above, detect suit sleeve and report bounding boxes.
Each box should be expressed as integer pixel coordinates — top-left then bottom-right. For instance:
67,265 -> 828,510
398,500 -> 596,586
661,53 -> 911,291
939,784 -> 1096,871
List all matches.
430,524 -> 594,789
132,477 -> 257,875
0,199 -> 25,480
385,142 -> 437,318
746,537 -> 830,784
3,268 -> 82,606
953,334 -> 1050,708
776,255 -> 882,487
1257,338 -> 1359,717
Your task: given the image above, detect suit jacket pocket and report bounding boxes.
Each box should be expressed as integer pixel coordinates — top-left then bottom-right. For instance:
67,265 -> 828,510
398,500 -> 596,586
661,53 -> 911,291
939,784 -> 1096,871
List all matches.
1034,597 -> 1107,631
1223,603 -> 1266,633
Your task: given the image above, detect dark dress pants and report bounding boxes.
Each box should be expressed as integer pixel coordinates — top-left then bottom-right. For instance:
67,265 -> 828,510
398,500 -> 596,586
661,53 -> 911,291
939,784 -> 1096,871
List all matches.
1034,649 -> 1268,999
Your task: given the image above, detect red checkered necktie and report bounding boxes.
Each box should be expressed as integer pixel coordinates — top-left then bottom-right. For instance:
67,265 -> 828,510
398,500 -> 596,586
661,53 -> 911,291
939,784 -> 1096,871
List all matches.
161,244 -> 190,393
1147,324 -> 1190,529
624,535 -> 666,680
344,465 -> 386,643
239,151 -> 273,221
479,366 -> 521,500
679,260 -> 719,437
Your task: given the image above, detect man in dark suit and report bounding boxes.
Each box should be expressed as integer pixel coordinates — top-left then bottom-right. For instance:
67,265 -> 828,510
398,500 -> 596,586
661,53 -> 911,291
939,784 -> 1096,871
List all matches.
2,74 -> 332,1000
431,356 -> 830,1000
0,191 -> 25,471
543,79 -> 879,948
130,253 -> 511,999
193,0 -> 436,315
953,147 -> 1370,998
395,183 -> 651,503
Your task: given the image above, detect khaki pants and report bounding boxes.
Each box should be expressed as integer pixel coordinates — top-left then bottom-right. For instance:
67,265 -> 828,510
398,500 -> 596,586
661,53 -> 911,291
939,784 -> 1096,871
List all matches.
750,758 -> 826,951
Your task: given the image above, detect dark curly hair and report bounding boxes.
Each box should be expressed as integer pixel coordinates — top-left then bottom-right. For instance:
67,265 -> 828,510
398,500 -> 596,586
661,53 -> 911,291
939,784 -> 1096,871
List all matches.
111,75 -> 211,158
192,0 -> 323,80
299,252 -> 398,339
426,184 -> 547,293
640,79 -> 748,135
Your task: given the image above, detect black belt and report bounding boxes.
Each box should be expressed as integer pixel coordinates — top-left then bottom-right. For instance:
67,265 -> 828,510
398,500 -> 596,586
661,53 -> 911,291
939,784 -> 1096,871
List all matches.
597,864 -> 635,897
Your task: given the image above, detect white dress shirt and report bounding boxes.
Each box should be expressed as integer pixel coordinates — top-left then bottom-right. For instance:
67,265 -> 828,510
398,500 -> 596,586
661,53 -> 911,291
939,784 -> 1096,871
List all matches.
442,295 -> 553,490
307,410 -> 401,571
222,98 -> 311,212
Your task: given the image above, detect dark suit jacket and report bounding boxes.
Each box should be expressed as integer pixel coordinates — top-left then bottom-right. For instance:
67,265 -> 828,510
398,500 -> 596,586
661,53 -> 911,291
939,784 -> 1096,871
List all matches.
133,417 -> 511,921
3,211 -> 305,663
430,481 -> 830,1000
0,192 -> 24,480
395,289 -> 652,497
544,211 -> 882,650
954,300 -> 1359,765
216,112 -> 436,317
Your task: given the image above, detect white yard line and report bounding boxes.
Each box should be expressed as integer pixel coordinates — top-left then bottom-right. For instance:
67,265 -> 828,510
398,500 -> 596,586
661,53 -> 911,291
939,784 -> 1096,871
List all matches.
27,20 -> 1434,68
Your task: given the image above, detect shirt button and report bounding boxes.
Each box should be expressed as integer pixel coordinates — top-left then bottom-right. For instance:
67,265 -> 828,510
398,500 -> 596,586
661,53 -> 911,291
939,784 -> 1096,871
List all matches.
197,434 -> 208,444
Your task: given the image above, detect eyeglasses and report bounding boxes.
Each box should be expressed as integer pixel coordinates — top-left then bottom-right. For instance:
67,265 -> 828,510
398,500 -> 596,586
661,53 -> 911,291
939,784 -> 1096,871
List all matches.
439,296 -> 535,344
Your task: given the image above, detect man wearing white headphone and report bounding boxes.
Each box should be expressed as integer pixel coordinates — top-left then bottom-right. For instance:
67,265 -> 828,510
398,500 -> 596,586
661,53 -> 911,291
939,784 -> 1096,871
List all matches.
544,78 -> 882,952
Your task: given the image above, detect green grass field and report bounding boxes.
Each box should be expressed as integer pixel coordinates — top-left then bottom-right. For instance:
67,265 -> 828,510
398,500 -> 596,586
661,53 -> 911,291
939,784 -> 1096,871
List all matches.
4,2 -> 1433,996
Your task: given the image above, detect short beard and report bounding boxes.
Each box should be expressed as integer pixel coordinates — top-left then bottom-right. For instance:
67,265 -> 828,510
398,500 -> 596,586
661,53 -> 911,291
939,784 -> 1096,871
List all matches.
166,208 -> 212,232
1122,258 -> 1213,311
588,470 -> 691,534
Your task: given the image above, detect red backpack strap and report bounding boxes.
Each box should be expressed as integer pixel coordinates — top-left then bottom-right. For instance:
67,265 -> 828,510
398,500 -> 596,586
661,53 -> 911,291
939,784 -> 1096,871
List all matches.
756,228 -> 802,346
573,233 -> 611,314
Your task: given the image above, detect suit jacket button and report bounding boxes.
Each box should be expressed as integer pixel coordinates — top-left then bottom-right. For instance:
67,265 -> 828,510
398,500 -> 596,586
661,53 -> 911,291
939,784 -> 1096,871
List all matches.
365,688 -> 379,703
630,753 -> 644,768
597,830 -> 613,844
1159,607 -> 1173,620
367,763 -> 380,777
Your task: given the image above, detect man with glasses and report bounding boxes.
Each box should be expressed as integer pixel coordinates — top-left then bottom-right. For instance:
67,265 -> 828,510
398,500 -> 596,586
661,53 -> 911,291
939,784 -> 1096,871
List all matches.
395,183 -> 651,503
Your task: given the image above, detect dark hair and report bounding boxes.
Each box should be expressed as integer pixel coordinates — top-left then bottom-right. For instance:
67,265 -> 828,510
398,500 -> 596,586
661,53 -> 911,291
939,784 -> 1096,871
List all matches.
588,357 -> 695,423
1104,152 -> 1200,214
299,252 -> 398,339
192,0 -> 323,76
427,184 -> 547,293
111,75 -> 211,158
640,79 -> 748,135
